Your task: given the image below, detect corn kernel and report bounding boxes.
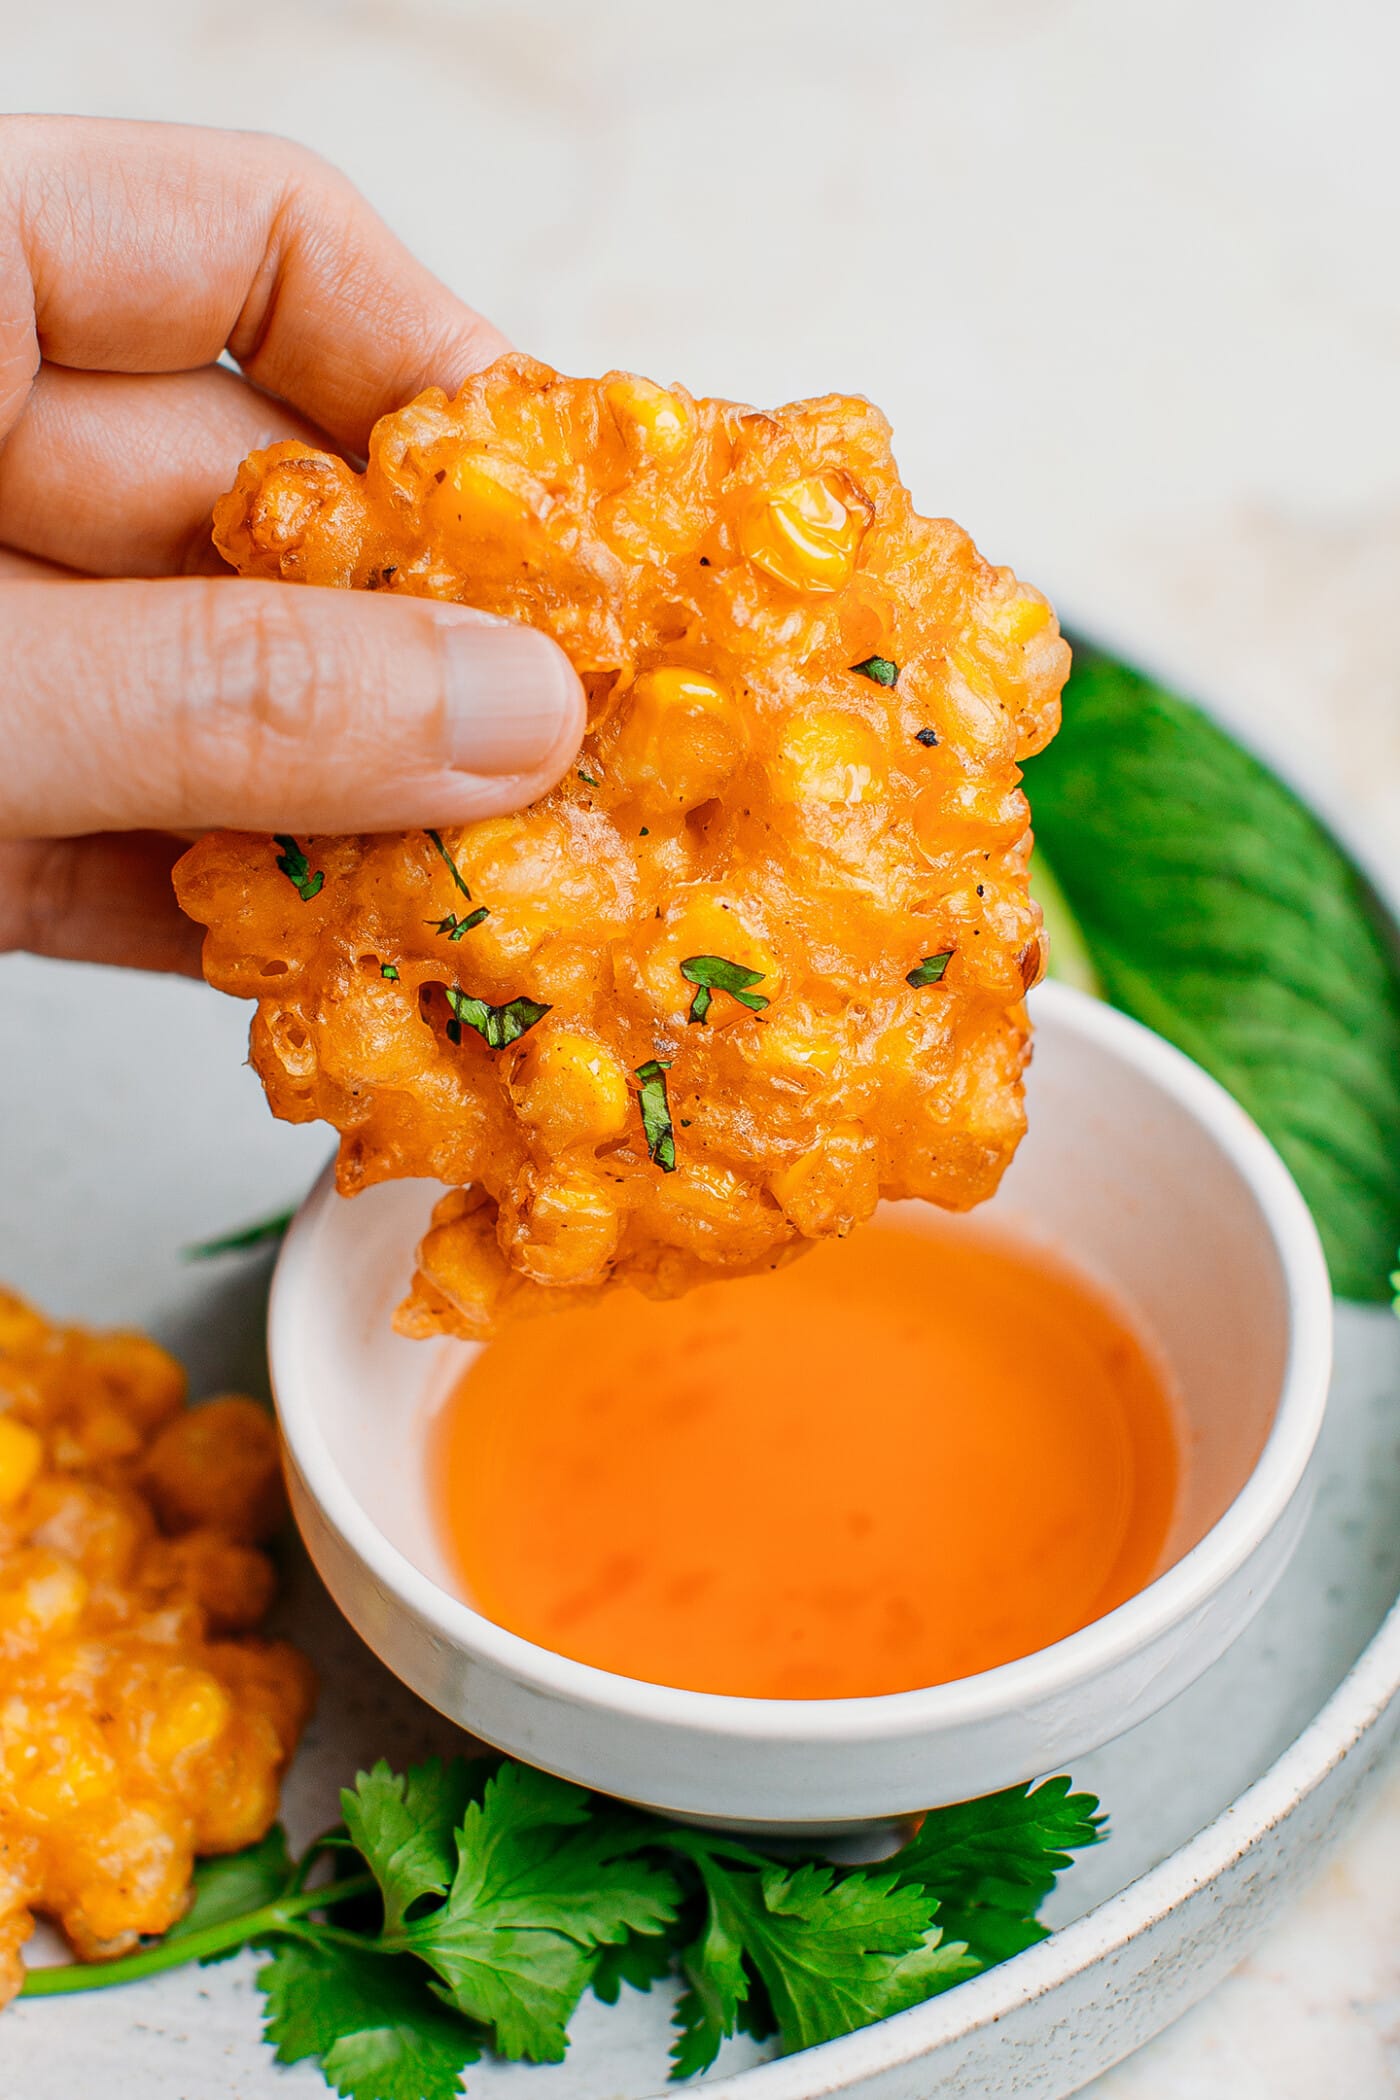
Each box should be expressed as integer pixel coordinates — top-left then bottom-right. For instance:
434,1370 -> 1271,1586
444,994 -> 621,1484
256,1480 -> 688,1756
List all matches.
606,376 -> 692,459
740,473 -> 866,591
608,667 -> 745,809
746,1008 -> 844,1082
775,713 -> 887,804
504,1171 -> 620,1288
771,1124 -> 879,1238
0,1548 -> 89,1644
144,1669 -> 232,1769
0,1417 -> 42,1507
13,1715 -> 116,1820
995,590 -> 1053,645
428,451 -> 545,542
509,1029 -> 631,1146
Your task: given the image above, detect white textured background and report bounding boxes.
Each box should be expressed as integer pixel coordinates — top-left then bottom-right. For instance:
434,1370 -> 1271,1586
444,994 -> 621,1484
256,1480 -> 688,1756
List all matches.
3,1 -> 1399,2091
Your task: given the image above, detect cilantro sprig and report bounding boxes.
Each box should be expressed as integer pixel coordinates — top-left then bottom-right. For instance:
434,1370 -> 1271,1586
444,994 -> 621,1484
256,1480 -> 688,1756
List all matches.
426,829 -> 474,900
907,951 -> 954,988
20,1756 -> 1101,2096
444,987 -> 551,1050
274,834 -> 325,901
431,909 -> 491,942
635,1058 -> 676,1171
680,954 -> 770,1026
851,655 -> 899,687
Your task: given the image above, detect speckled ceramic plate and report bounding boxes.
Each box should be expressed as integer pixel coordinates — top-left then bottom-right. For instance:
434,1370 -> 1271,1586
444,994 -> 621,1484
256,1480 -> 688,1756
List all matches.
3,929 -> 1399,2100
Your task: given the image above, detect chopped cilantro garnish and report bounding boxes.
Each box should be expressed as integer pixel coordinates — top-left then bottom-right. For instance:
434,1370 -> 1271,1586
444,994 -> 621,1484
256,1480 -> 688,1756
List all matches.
578,766 -> 600,787
380,963 -> 400,981
429,908 -> 490,941
907,952 -> 954,988
680,954 -> 770,1025
851,655 -> 899,687
444,986 -> 551,1050
915,727 -> 939,747
19,1751 -> 1102,2094
273,835 -> 324,902
635,1059 -> 676,1171
425,829 -> 473,900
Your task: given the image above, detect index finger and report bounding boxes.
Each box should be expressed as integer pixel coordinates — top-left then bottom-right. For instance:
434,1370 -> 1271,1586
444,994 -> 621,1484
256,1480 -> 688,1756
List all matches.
0,114 -> 510,452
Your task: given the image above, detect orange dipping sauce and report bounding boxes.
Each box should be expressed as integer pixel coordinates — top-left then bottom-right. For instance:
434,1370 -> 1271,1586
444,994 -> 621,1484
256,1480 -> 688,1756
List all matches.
432,1220 -> 1182,1700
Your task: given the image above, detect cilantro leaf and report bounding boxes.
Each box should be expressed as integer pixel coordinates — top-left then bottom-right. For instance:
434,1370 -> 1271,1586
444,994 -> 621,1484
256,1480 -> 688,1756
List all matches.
591,1925 -> 679,2005
165,1826 -> 291,1958
667,1838 -> 974,2075
906,951 -> 953,988
884,1778 -> 1103,1970
430,908 -> 491,941
888,1777 -> 1104,1903
342,1758 -> 489,1936
274,834 -> 325,901
444,987 -> 551,1050
425,829 -> 473,900
380,963 -> 400,981
399,1761 -> 679,2063
578,766 -> 601,787
183,1207 -> 296,1260
260,1939 -> 480,2100
680,954 -> 770,1026
851,656 -> 899,687
635,1059 -> 677,1171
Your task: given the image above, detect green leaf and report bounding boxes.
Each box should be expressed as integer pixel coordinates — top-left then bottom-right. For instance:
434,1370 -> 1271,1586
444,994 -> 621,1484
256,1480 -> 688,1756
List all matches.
430,908 -> 491,941
165,1827 -> 292,1958
400,1761 -> 679,2063
444,987 -> 551,1051
884,1776 -> 1103,1967
906,951 -> 953,989
680,954 -> 770,1026
578,766 -> 601,787
274,834 -> 325,901
342,1758 -> 489,1936
635,1059 -> 677,1172
1027,645 -> 1400,1299
426,829 -> 474,900
183,1207 -> 296,1259
260,1939 -> 480,2100
591,1926 -> 678,2005
1030,850 -> 1102,999
668,1839 -> 974,2076
380,963 -> 400,981
850,656 -> 899,687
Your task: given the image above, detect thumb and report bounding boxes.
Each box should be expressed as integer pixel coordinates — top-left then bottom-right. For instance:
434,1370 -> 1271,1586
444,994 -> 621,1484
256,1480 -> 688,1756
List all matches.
0,577 -> 585,836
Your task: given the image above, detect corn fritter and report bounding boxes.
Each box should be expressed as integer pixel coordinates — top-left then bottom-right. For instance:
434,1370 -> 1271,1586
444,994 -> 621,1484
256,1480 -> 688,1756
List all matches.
176,356 -> 1068,1337
0,1291 -> 313,2002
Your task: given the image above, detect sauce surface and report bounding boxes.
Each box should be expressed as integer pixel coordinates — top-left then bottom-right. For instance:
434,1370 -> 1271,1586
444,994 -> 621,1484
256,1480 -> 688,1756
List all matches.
432,1220 -> 1181,1699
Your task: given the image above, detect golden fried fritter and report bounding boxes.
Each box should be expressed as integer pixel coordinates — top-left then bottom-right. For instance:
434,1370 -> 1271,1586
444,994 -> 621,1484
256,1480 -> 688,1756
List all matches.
0,1291 -> 314,2002
176,357 -> 1068,1338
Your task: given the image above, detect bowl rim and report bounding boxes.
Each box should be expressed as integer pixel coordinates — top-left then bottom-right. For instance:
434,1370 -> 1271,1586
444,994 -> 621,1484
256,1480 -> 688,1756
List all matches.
268,979 -> 1334,1747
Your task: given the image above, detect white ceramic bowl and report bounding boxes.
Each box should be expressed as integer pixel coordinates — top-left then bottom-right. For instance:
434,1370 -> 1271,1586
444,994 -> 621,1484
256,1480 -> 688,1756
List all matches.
268,982 -> 1332,1831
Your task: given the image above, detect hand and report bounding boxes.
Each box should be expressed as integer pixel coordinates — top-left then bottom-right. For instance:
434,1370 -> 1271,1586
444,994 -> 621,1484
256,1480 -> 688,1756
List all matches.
0,116 -> 585,974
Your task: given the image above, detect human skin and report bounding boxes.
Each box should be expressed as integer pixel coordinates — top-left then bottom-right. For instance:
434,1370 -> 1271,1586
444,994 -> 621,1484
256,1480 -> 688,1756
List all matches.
0,115 -> 585,974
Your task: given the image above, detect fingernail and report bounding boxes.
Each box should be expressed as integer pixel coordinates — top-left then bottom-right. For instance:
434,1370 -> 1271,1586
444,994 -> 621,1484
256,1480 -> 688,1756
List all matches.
432,609 -> 582,776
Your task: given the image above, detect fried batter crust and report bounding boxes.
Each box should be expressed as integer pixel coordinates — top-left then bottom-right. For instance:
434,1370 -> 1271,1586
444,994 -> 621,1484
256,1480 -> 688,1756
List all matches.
176,357 -> 1068,1338
0,1291 -> 314,2001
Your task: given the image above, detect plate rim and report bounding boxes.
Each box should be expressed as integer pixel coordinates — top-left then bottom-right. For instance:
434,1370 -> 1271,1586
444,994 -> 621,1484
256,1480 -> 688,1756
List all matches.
686,1429 -> 1400,2098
